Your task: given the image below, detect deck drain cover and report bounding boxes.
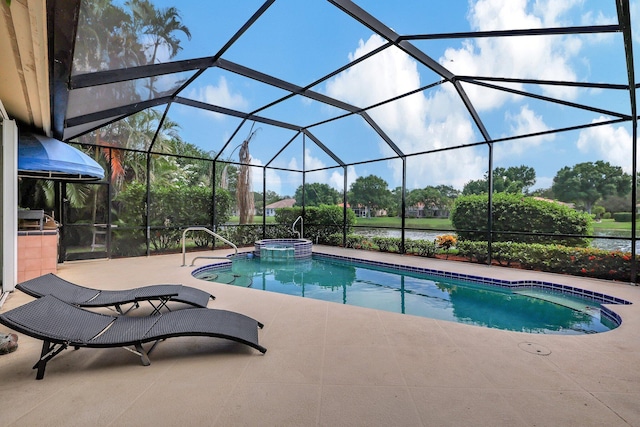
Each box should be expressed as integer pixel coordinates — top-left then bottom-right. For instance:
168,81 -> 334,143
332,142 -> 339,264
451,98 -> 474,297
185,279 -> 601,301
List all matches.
518,342 -> 551,356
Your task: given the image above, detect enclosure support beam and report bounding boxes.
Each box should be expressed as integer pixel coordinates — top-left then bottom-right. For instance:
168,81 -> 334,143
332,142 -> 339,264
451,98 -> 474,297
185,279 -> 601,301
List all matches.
343,166 -> 348,248
487,143 -> 494,266
302,135 -> 306,222
145,153 -> 151,257
212,161 -> 217,233
616,0 -> 638,283
262,167 -> 267,240
401,158 -> 406,254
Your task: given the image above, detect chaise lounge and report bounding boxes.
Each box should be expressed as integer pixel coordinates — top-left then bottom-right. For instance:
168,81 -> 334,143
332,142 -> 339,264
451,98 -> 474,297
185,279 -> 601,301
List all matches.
17,273 -> 214,314
0,295 -> 267,379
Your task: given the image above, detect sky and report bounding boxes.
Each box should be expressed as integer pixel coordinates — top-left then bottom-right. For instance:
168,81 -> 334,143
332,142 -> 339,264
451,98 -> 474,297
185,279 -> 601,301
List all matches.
130,0 -> 639,197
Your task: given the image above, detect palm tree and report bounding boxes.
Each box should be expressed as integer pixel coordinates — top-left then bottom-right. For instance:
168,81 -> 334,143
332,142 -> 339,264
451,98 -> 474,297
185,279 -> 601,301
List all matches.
126,0 -> 192,97
127,0 -> 191,64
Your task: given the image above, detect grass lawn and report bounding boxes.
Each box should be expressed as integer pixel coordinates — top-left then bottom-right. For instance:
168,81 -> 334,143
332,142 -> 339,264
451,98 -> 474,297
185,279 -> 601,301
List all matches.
593,218 -> 638,231
227,216 -> 452,229
228,216 -> 276,224
227,216 -> 636,233
354,217 -> 453,230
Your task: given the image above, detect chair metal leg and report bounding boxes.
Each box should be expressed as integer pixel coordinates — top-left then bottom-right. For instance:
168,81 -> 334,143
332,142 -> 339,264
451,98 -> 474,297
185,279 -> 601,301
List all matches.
34,340 -> 67,380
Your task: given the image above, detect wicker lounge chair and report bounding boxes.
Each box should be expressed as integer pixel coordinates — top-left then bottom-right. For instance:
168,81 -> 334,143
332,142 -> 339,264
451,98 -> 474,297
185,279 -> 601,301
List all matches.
17,273 -> 214,314
0,295 -> 266,379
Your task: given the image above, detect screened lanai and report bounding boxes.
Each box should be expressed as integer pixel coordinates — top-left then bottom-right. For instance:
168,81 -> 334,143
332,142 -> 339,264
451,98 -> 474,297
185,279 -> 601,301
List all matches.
5,0 -> 640,281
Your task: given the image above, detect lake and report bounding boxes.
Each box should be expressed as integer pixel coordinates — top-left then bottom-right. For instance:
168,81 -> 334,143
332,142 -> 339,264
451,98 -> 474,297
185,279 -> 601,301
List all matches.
353,228 -> 639,252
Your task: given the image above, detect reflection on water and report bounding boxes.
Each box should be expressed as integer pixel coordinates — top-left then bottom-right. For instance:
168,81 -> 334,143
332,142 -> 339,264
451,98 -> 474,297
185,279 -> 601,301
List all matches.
354,228 -> 639,252
205,257 -> 615,334
591,229 -> 639,252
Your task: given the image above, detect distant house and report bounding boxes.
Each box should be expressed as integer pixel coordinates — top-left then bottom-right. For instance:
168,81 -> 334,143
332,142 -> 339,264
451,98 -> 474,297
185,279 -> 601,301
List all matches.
337,202 -> 386,218
406,202 -> 450,218
265,198 -> 296,216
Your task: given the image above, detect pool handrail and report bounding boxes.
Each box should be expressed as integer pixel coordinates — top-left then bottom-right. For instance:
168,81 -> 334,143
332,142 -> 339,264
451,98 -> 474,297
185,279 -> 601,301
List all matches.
292,215 -> 303,238
181,227 -> 238,266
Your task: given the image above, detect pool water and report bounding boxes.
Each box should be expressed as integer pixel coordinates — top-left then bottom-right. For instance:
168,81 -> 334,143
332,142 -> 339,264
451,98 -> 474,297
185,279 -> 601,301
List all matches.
194,256 -> 619,335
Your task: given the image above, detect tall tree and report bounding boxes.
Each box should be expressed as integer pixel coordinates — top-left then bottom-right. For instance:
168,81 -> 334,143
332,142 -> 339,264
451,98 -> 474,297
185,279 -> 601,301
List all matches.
264,190 -> 283,205
497,165 -> 536,194
552,161 -> 631,213
294,183 -> 341,207
74,0 -> 142,73
348,175 -> 392,217
462,165 -> 536,195
126,0 -> 191,97
407,185 -> 459,217
461,178 -> 488,195
389,186 -> 403,216
126,0 -> 191,64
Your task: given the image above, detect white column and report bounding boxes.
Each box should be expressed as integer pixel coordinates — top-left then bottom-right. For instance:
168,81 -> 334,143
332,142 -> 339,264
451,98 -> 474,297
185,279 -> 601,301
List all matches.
1,100 -> 18,293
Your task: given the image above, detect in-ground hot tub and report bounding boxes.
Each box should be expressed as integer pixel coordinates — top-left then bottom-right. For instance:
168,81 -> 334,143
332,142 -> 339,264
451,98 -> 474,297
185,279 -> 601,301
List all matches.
254,238 -> 312,260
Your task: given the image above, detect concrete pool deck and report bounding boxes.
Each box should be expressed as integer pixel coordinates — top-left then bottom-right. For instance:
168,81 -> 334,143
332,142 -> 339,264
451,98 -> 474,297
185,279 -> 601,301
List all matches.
1,245 -> 640,426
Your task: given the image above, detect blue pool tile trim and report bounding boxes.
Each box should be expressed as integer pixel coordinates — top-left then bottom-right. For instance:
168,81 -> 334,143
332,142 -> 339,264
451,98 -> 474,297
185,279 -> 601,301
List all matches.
254,238 -> 312,260
193,261 -> 232,276
313,253 -> 632,307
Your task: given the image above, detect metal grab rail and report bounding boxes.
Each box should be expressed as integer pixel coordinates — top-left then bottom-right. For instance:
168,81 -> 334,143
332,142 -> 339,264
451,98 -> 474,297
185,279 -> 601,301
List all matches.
181,227 -> 238,266
292,215 -> 303,238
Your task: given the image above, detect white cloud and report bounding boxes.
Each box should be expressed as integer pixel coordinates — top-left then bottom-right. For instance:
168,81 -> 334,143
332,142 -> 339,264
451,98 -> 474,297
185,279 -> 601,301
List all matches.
632,1 -> 640,44
579,8 -> 617,44
285,150 -> 357,192
442,0 -> 582,106
325,35 -> 422,108
498,105 -> 554,158
287,157 -> 301,172
329,166 -> 358,190
325,34 -> 485,190
250,157 -> 283,195
321,0 -> 617,190
533,0 -> 583,27
576,117 -> 634,172
187,76 -> 249,120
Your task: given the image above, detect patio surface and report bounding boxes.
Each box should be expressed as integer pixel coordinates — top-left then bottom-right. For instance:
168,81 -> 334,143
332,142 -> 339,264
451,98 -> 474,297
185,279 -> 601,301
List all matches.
2,245 -> 640,426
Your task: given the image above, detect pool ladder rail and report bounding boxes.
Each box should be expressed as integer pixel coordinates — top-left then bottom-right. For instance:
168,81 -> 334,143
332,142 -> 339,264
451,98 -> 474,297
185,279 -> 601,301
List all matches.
293,215 -> 303,238
181,227 -> 238,266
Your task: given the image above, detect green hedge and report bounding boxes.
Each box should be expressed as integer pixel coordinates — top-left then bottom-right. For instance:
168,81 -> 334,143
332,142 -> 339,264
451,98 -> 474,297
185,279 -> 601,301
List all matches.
327,234 -> 437,257
322,234 -> 636,282
457,240 -> 637,282
450,193 -> 593,247
613,212 -> 634,222
275,205 -> 356,244
114,181 -> 232,254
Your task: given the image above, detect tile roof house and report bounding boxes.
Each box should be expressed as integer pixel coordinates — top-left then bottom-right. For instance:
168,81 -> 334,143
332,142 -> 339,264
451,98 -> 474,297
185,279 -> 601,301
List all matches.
264,198 -> 296,216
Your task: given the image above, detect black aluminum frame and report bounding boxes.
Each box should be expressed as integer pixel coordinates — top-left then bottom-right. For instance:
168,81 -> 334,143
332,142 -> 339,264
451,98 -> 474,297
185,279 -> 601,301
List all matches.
46,0 -> 639,279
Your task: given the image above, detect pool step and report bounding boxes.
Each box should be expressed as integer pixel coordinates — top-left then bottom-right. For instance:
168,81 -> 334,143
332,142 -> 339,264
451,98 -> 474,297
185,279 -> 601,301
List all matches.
513,289 -> 599,315
196,271 -> 252,287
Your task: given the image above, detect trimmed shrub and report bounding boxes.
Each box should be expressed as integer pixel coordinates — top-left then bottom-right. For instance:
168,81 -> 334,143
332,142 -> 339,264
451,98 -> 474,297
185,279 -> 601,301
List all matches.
450,193 -> 593,247
613,212 -> 634,222
326,234 -> 437,258
457,240 -> 637,282
275,205 -> 356,244
114,181 -> 232,253
456,241 -> 488,263
372,236 -> 401,253
404,239 -> 437,257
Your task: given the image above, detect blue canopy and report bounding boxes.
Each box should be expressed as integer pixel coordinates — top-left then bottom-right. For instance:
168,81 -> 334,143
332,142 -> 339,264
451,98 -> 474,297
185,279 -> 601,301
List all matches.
18,133 -> 105,181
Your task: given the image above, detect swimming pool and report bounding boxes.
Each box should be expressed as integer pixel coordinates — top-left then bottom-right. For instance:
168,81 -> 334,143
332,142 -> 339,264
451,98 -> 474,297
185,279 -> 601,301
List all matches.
193,254 -> 629,335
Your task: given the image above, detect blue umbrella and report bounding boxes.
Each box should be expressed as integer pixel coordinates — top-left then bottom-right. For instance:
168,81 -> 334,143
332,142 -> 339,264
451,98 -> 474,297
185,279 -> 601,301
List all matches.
18,133 -> 105,181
